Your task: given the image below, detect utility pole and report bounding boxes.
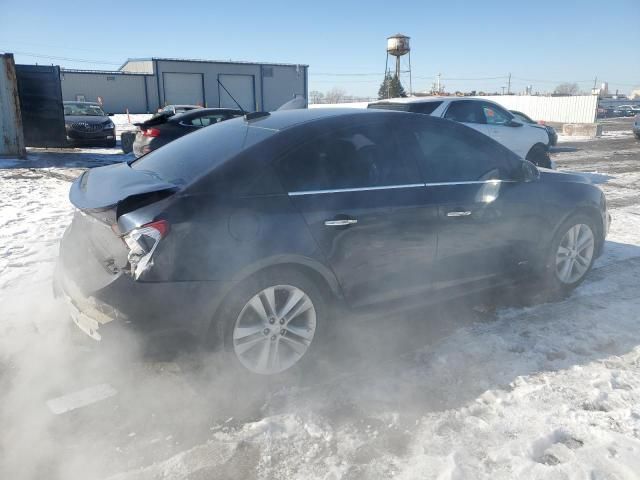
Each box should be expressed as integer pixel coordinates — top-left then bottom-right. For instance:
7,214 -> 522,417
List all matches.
501,86 -> 506,95
436,73 -> 441,94
507,73 -> 511,95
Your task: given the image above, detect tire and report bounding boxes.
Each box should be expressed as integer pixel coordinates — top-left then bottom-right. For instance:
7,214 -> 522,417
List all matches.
540,214 -> 598,296
121,131 -> 136,153
526,143 -> 552,168
212,268 -> 331,376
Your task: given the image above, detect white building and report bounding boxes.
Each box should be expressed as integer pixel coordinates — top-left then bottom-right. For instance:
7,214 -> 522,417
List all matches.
60,57 -> 308,113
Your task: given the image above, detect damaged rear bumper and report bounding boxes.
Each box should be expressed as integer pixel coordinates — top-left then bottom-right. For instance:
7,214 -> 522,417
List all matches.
54,263 -> 231,345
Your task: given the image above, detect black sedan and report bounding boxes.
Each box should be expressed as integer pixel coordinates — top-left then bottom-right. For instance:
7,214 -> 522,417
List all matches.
132,108 -> 242,157
55,109 -> 609,376
63,101 -> 116,147
510,110 -> 558,146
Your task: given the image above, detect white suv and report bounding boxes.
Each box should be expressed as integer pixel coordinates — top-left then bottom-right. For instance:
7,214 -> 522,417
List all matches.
368,97 -> 552,168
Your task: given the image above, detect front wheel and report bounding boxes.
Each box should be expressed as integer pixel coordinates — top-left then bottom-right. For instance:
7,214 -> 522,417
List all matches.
215,269 -> 329,376
542,215 -> 597,295
526,144 -> 552,168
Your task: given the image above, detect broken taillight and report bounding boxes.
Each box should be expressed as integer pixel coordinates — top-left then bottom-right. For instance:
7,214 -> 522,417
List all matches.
142,127 -> 161,137
122,220 -> 170,280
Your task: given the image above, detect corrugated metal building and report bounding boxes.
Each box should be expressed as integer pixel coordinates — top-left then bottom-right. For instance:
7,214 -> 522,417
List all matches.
60,57 -> 308,114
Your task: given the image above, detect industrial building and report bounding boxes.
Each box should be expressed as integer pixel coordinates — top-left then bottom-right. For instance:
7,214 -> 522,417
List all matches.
60,57 -> 308,113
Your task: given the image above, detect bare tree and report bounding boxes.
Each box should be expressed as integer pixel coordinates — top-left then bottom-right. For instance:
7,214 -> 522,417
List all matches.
309,90 -> 325,104
324,87 -> 347,104
554,82 -> 580,95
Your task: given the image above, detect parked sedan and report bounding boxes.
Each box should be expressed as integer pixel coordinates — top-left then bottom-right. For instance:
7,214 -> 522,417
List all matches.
510,110 -> 558,146
368,97 -> 552,167
132,108 -> 242,157
55,109 -> 608,376
63,101 -> 116,147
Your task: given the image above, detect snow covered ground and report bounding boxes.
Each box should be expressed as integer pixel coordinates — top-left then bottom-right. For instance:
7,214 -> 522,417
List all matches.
1,120 -> 639,479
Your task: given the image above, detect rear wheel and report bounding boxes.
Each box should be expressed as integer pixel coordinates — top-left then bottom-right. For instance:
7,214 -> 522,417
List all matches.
526,143 -> 551,168
542,215 -> 597,295
121,131 -> 136,153
215,269 -> 330,376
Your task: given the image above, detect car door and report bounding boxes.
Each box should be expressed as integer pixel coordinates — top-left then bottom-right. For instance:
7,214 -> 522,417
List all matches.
405,118 -> 544,289
477,101 -> 530,158
442,100 -> 492,138
274,120 -> 439,308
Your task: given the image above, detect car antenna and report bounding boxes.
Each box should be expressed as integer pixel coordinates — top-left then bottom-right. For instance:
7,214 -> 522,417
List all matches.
217,78 -> 246,114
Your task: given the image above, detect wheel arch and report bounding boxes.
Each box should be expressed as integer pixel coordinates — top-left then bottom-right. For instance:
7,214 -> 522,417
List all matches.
526,142 -> 549,158
551,205 -> 605,254
205,255 -> 343,346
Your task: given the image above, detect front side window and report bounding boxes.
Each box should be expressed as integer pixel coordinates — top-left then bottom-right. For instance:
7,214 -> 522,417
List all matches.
399,120 -> 516,183
481,103 -> 512,125
443,100 -> 485,124
275,123 -> 418,192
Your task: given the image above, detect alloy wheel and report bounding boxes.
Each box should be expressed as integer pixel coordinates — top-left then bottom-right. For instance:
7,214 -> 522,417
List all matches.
232,285 -> 316,375
555,223 -> 595,284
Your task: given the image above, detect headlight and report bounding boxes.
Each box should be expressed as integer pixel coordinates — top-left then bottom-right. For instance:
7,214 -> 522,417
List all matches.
103,121 -> 115,130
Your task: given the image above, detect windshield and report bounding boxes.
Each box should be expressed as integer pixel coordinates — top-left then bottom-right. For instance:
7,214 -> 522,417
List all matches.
63,103 -> 106,116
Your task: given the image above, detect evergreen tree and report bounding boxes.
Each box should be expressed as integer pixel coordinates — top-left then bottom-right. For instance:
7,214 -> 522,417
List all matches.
378,72 -> 407,99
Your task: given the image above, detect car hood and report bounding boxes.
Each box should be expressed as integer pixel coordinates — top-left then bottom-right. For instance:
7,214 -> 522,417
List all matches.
70,162 -> 177,211
538,168 -> 590,184
65,115 -> 111,124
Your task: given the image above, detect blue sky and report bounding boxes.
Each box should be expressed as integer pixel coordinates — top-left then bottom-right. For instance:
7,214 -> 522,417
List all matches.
1,0 -> 638,97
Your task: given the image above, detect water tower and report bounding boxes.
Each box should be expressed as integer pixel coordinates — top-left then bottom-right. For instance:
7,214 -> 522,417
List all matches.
385,33 -> 412,95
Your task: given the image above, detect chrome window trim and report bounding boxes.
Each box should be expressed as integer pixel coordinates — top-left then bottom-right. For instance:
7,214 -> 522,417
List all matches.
288,179 -> 513,196
288,183 -> 424,196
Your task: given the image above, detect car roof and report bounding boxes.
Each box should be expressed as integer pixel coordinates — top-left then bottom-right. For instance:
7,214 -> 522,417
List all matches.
63,101 -> 101,106
370,96 -> 452,105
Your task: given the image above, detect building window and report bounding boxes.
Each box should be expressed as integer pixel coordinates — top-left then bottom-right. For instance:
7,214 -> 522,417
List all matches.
262,67 -> 273,78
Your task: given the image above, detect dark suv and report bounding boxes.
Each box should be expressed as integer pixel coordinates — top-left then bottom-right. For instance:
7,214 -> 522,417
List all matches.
55,109 -> 609,375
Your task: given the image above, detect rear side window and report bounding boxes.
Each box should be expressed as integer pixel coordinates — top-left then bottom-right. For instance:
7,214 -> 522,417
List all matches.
188,114 -> 228,126
131,120 -> 273,185
398,120 -> 516,183
410,101 -> 442,114
275,122 -> 419,192
444,100 -> 485,124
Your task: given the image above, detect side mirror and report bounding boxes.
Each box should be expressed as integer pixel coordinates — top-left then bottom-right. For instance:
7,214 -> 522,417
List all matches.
520,160 -> 539,182
506,120 -> 523,127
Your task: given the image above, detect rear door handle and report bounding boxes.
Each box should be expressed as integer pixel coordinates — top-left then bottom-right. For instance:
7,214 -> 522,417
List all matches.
324,219 -> 358,226
446,211 -> 472,217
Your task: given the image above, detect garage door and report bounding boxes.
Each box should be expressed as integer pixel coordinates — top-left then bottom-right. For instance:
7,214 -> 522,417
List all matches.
218,74 -> 255,111
162,72 -> 204,106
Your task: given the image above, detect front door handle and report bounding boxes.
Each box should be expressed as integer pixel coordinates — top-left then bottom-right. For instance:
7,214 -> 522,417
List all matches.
324,218 -> 358,226
446,211 -> 472,217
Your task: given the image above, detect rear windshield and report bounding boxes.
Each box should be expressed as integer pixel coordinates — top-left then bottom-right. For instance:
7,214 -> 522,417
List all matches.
368,101 -> 442,115
131,120 -> 275,185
